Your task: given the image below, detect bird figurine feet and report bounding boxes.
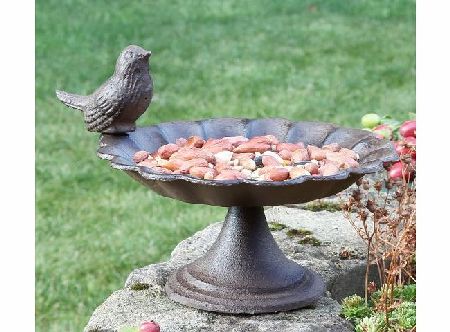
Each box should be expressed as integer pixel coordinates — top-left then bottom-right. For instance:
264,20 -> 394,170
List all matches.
56,45 -> 153,134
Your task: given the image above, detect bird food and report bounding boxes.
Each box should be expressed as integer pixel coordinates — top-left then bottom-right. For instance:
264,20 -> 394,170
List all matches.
132,135 -> 360,181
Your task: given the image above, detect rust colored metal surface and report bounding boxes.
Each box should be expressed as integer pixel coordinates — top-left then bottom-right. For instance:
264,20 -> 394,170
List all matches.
97,118 -> 397,207
96,117 -> 397,313
165,206 -> 325,313
56,45 -> 153,134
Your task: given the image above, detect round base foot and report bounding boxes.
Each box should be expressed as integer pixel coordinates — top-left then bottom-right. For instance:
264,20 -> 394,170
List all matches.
165,264 -> 325,314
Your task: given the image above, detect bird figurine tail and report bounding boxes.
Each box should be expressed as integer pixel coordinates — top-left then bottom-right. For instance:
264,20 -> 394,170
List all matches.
55,90 -> 87,112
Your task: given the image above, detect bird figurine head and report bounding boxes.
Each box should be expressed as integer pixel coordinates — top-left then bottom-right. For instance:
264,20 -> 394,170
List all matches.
56,44 -> 154,134
115,45 -> 152,75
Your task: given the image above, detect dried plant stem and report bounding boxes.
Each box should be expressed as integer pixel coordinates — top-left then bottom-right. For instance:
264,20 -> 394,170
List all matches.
364,240 -> 371,304
342,166 -> 416,320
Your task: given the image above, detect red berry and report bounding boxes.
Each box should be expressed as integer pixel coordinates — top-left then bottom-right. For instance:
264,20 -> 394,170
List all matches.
388,161 -> 414,180
394,141 -> 403,154
140,321 -> 160,332
388,162 -> 404,180
403,136 -> 416,146
399,120 -> 416,138
394,140 -> 416,160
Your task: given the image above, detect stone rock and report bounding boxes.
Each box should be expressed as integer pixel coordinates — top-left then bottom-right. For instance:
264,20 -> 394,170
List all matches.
85,206 -> 375,332
85,291 -> 351,332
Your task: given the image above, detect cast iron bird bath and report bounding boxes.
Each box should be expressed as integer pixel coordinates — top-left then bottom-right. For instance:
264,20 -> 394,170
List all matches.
96,117 -> 397,314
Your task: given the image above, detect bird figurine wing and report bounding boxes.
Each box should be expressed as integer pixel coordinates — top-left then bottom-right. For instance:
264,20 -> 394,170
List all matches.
84,86 -> 124,132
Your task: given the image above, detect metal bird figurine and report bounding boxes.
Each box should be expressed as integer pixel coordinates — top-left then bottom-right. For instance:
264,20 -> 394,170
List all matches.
56,45 -> 153,134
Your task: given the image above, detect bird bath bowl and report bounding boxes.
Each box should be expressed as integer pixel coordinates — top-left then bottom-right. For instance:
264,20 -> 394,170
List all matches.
97,117 -> 397,314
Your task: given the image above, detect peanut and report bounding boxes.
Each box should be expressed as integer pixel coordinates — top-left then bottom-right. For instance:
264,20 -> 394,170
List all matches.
163,159 -> 185,171
265,167 -> 290,181
133,150 -> 150,163
179,158 -> 209,173
307,145 -> 326,161
232,152 -> 255,161
156,158 -> 170,167
262,155 -> 281,167
151,166 -> 172,174
276,143 -> 304,152
304,162 -> 319,175
176,137 -> 188,147
325,151 -> 359,169
203,138 -> 222,148
319,163 -> 340,176
322,143 -> 341,152
204,170 -> 216,180
137,159 -> 157,168
189,166 -> 217,179
214,151 -> 233,164
170,148 -> 215,163
215,161 -> 232,173
262,151 -> 284,162
278,149 -> 292,160
203,138 -> 234,151
339,148 -> 359,160
291,148 -> 310,163
222,136 -> 249,146
157,143 -> 180,159
295,142 -> 305,149
203,143 -> 234,153
257,166 -> 276,175
289,167 -> 311,179
215,169 -> 246,180
240,158 -> 256,170
233,142 -> 271,153
248,135 -> 279,145
186,135 -> 205,148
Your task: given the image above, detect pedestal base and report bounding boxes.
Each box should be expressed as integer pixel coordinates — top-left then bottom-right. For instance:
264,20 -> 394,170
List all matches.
165,207 -> 325,314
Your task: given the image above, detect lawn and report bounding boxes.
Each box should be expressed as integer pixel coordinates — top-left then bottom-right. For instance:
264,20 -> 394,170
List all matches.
36,0 -> 415,331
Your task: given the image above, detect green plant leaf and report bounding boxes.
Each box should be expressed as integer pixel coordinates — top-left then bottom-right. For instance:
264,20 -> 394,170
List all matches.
341,295 -> 373,324
380,117 -> 401,130
391,301 -> 416,329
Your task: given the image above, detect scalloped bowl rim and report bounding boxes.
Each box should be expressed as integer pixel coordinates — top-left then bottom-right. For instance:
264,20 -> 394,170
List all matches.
97,118 -> 399,187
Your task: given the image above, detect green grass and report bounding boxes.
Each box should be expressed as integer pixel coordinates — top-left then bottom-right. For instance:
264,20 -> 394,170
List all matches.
36,1 -> 415,331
